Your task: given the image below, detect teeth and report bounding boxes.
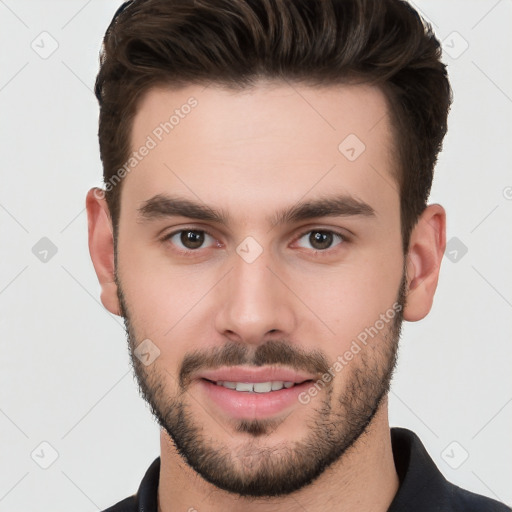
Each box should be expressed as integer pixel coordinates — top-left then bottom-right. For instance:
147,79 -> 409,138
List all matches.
215,381 -> 296,392
253,382 -> 272,393
235,382 -> 254,392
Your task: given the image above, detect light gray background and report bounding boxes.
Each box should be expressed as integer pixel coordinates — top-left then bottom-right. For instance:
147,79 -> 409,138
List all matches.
1,1 -> 511,510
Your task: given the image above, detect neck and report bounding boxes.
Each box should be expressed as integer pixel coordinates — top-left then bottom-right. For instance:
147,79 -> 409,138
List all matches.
158,398 -> 399,512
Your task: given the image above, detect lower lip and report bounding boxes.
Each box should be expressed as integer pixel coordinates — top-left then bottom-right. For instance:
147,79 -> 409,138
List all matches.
198,379 -> 313,420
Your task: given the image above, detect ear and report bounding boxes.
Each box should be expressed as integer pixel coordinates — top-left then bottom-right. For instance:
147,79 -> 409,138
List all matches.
86,188 -> 121,316
403,203 -> 446,322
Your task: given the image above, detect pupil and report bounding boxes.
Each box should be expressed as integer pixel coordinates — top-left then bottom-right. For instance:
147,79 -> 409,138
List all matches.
181,230 -> 204,249
310,231 -> 332,250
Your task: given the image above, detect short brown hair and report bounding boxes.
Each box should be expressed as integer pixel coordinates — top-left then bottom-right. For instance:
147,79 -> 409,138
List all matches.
95,0 -> 452,252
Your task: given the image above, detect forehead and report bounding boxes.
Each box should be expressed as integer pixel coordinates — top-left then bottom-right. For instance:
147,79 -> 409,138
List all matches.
121,81 -> 397,224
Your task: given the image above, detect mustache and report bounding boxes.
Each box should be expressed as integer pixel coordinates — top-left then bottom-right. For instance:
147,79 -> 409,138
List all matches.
179,340 -> 331,389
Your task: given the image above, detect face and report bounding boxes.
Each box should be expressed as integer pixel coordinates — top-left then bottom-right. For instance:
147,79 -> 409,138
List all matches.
113,82 -> 406,497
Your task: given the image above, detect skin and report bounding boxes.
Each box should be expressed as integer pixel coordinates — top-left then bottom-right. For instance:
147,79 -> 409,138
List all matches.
86,81 -> 446,512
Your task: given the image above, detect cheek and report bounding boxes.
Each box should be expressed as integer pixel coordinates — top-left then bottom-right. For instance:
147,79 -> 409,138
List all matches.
292,256 -> 403,350
117,246 -> 222,375
118,233 -> 202,322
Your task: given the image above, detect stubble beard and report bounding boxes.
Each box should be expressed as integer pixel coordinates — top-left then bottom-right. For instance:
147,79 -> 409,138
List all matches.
116,269 -> 406,497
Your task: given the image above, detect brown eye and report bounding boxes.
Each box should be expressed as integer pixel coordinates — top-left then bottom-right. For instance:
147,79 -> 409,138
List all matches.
296,230 -> 345,251
180,230 -> 205,249
163,229 -> 216,252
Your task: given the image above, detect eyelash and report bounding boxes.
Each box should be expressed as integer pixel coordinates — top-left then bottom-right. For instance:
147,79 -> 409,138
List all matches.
160,227 -> 349,256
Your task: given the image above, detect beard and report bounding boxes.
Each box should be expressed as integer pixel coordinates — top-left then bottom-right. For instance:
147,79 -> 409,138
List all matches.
115,268 -> 407,498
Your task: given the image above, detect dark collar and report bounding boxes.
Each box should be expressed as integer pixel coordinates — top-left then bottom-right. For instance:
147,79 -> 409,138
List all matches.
388,427 -> 508,511
388,427 -> 449,510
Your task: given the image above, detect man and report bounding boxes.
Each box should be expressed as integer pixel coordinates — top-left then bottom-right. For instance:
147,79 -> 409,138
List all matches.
86,0 -> 510,511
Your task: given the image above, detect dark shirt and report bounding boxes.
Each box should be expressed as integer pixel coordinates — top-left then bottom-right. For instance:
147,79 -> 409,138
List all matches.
102,427 -> 510,511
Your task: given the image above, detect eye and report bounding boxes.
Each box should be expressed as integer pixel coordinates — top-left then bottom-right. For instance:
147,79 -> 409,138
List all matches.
162,229 -> 219,253
295,229 -> 346,251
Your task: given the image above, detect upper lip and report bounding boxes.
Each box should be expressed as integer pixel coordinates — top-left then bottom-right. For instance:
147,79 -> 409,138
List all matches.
196,366 -> 317,384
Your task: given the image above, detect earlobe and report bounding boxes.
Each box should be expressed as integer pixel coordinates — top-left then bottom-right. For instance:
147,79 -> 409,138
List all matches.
86,188 -> 122,316
403,204 -> 446,322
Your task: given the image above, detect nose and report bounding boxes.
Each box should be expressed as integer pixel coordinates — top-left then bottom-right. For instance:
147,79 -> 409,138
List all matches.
214,245 -> 297,346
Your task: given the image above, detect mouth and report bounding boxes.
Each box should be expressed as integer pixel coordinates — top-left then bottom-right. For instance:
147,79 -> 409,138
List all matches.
193,367 -> 318,420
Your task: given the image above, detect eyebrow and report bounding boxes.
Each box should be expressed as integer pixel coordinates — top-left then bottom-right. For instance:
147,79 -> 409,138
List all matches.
137,193 -> 376,227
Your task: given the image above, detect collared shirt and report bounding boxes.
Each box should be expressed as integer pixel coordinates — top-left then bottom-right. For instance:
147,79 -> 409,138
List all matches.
101,427 -> 511,511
